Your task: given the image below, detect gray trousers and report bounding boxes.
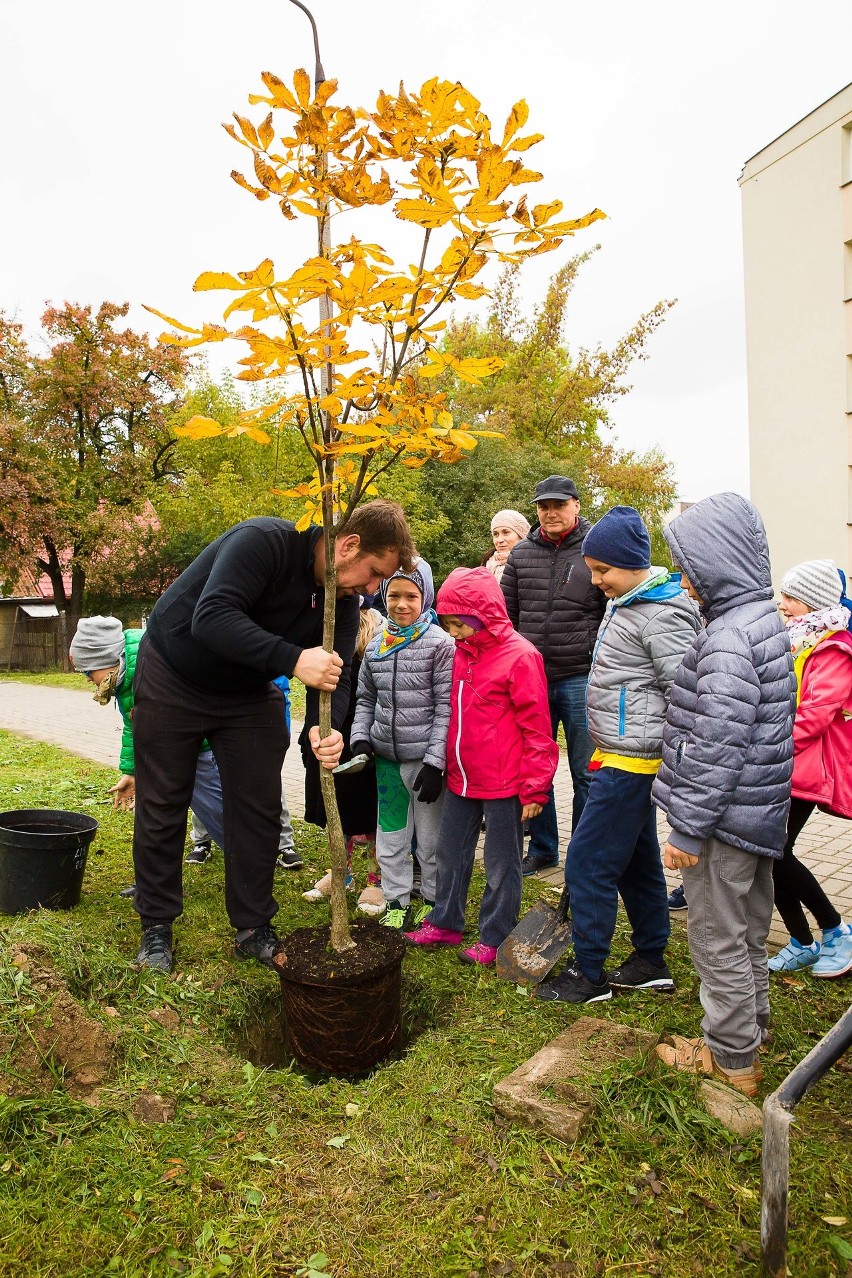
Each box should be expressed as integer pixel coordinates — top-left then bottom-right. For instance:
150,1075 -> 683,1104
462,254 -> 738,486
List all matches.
375,758 -> 443,906
430,791 -> 523,948
681,836 -> 774,1069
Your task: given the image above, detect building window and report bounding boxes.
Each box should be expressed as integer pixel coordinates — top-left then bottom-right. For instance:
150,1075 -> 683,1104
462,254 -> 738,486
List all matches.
844,123 -> 852,185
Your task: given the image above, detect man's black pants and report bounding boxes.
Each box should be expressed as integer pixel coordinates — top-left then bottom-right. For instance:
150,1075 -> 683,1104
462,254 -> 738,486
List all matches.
132,638 -> 288,930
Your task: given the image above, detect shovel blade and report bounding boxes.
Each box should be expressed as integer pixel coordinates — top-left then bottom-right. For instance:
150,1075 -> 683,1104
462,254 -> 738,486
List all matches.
496,898 -> 573,985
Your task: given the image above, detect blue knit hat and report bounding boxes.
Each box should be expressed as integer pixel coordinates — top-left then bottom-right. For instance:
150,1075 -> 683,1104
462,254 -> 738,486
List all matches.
582,507 -> 651,570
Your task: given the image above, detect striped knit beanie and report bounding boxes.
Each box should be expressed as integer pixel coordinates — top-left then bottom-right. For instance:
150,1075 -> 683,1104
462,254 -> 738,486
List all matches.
780,559 -> 841,612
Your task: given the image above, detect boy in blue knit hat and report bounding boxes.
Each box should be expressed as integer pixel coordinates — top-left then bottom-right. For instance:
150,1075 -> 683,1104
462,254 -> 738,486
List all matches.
537,507 -> 700,1005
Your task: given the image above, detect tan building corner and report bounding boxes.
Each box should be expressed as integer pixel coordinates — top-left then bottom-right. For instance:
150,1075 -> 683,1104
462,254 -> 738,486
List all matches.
740,81 -> 852,583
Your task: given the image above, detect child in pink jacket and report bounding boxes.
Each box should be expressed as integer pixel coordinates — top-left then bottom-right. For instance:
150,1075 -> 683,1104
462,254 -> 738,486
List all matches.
769,559 -> 852,978
404,567 -> 559,965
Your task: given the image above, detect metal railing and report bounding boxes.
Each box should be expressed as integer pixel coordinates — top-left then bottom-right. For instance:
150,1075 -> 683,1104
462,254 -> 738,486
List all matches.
761,1004 -> 852,1276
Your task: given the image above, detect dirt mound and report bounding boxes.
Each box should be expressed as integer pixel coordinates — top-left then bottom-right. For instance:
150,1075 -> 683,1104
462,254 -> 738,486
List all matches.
0,944 -> 117,1101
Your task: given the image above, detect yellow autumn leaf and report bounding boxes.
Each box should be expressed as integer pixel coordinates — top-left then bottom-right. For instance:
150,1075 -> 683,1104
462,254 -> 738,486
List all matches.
227,424 -> 271,444
193,271 -> 246,292
453,283 -> 489,300
293,68 -> 311,109
338,421 -> 388,438
395,199 -> 457,229
233,114 -> 259,148
258,71 -> 298,111
501,100 -> 529,148
449,429 -> 477,450
318,395 -> 343,417
258,113 -> 274,150
453,356 -> 505,385
400,456 -> 428,469
143,305 -> 201,336
175,416 -> 227,440
295,510 -> 314,531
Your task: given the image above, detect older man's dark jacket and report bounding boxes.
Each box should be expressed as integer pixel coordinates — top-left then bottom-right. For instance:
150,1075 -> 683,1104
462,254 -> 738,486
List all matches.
500,519 -> 606,682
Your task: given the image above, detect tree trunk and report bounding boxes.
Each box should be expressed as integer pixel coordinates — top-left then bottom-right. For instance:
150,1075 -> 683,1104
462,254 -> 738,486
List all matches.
318,496 -> 355,953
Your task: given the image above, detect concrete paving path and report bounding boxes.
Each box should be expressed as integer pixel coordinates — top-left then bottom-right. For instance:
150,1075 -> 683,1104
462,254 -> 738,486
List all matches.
2,679 -> 851,947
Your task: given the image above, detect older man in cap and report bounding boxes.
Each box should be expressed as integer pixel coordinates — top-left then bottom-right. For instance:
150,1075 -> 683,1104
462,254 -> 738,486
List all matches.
501,476 -> 606,874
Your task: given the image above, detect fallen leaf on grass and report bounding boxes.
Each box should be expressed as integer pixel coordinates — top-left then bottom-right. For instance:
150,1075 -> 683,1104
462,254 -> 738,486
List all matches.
778,977 -> 804,988
326,1134 -> 350,1149
822,1216 -> 848,1226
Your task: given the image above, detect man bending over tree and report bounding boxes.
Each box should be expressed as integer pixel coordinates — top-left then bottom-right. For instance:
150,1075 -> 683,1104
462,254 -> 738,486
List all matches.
131,499 -> 415,973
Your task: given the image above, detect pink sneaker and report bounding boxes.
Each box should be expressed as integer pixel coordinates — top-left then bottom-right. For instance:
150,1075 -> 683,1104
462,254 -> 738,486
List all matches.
460,942 -> 497,966
404,922 -> 463,946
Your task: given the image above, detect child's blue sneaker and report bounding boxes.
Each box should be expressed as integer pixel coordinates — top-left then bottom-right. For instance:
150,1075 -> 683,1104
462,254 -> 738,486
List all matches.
768,936 -> 820,972
812,922 -> 852,979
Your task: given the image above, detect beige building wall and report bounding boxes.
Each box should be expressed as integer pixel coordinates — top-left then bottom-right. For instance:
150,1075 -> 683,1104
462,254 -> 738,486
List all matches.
739,83 -> 852,584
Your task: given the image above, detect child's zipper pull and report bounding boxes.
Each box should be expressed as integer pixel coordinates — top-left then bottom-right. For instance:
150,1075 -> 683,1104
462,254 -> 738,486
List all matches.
311,593 -> 317,609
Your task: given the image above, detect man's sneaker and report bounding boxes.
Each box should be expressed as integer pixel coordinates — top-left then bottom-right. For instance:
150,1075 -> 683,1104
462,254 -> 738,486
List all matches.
459,942 -> 497,966
404,900 -> 432,930
186,840 -> 212,865
667,884 -> 687,911
403,921 -> 463,946
655,1035 -> 758,1097
276,847 -> 304,870
381,900 -> 408,929
135,924 -> 173,973
768,936 -> 821,972
234,923 -> 283,970
535,966 -> 612,1004
813,923 -> 852,978
521,854 -> 559,877
606,953 -> 675,992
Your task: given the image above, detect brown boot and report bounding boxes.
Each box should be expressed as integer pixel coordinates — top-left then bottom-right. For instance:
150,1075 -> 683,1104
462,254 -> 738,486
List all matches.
655,1035 -> 759,1097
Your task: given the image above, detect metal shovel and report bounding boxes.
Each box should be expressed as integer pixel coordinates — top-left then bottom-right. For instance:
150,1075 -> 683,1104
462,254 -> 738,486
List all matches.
495,885 -> 573,985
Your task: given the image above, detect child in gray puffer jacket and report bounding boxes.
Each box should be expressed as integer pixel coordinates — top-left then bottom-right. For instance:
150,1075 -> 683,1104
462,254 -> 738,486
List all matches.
535,506 -> 700,1007
652,492 -> 797,1097
350,557 -> 454,930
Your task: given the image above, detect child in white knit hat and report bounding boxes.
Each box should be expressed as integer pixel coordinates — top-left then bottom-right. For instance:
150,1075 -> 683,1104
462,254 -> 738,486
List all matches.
769,559 -> 852,979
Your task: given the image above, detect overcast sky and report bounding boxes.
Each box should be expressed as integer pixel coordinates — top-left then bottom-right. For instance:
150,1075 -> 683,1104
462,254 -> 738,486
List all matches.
3,0 -> 852,501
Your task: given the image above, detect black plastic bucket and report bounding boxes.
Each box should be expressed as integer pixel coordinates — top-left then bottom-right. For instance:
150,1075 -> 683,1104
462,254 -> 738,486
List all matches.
0,809 -> 99,913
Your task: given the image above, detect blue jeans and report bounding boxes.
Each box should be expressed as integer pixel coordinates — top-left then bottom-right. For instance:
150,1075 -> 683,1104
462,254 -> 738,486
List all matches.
527,675 -> 594,863
565,767 -> 670,985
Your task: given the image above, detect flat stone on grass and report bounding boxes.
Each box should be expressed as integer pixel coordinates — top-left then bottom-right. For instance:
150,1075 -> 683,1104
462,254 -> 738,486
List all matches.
698,1080 -> 763,1137
492,1017 -> 659,1143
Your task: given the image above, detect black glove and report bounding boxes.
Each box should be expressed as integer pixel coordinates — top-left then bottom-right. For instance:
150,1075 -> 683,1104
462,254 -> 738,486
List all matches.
349,740 -> 373,761
412,762 -> 443,804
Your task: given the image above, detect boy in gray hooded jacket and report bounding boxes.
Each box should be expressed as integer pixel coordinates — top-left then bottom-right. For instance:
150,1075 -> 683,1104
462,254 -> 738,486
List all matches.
536,507 -> 700,1006
652,493 -> 797,1096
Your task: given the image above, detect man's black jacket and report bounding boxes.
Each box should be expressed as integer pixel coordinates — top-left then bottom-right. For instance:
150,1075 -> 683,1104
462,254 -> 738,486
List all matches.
145,518 -> 359,728
500,519 -> 606,682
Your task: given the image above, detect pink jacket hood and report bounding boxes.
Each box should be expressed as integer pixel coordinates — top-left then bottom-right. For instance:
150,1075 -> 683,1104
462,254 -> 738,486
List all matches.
436,566 -> 515,645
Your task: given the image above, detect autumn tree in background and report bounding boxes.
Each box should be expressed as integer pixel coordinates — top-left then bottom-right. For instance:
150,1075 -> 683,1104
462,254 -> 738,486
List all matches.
417,258 -> 677,576
154,67 -> 604,950
0,303 -> 188,628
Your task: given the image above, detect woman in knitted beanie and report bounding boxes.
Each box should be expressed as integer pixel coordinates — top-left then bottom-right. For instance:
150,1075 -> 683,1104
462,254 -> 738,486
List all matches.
482,509 -> 531,583
768,559 -> 852,979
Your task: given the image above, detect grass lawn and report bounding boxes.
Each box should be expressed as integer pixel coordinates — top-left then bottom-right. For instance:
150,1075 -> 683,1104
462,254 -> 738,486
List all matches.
0,732 -> 850,1277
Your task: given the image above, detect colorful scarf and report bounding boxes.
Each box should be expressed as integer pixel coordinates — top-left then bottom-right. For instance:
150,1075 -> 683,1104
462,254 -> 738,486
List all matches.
374,609 -> 437,660
786,605 -> 851,657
